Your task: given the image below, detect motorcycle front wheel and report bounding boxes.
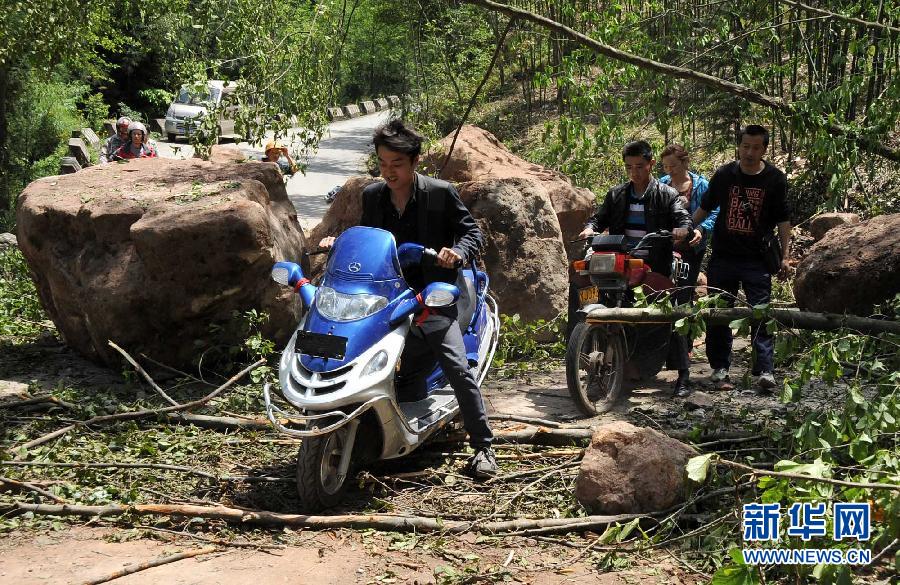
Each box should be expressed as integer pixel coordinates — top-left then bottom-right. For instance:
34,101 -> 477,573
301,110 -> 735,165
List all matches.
565,322 -> 626,416
295,425 -> 358,512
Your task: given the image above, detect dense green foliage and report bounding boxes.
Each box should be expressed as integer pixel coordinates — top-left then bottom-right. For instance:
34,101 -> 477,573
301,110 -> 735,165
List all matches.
0,247 -> 46,341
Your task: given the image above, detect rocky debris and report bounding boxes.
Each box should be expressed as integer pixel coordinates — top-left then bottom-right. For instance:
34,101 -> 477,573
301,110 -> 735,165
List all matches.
460,177 -> 569,324
0,232 -> 17,249
794,213 -> 899,316
575,421 -> 697,514
16,157 -> 307,369
809,212 -> 859,241
206,144 -> 249,164
422,125 -> 595,261
0,380 -> 30,403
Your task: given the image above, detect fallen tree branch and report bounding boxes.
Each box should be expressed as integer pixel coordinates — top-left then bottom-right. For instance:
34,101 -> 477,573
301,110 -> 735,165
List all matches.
109,341 -> 181,407
436,427 -> 594,447
489,414 -> 565,429
0,475 -> 66,503
776,0 -> 900,34
0,461 -> 290,483
719,459 -> 900,491
459,0 -> 900,162
0,396 -> 76,411
583,307 -> 900,336
81,546 -> 219,585
6,501 -> 652,536
16,359 -> 265,451
165,412 -> 270,431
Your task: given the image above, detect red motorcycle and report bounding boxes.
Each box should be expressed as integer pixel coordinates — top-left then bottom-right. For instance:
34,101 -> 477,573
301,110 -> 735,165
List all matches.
566,231 -> 688,415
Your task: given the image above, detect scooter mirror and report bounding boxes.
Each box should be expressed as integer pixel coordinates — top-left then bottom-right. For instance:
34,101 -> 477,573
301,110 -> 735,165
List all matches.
422,282 -> 460,308
272,261 -> 303,287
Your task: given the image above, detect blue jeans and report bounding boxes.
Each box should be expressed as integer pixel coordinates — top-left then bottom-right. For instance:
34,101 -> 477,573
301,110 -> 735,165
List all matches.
705,255 -> 774,374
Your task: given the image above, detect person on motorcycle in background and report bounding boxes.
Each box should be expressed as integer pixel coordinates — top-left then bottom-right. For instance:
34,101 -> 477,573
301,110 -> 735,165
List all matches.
262,140 -> 299,176
318,119 -> 498,479
100,117 -> 131,163
572,140 -> 695,397
113,121 -> 158,160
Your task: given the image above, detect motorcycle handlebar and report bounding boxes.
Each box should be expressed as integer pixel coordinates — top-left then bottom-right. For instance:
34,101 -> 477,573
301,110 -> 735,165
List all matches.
422,247 -> 464,269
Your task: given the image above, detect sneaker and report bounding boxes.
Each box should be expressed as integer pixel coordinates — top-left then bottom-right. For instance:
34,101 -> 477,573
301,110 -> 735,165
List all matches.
757,372 -> 777,390
710,368 -> 729,383
469,447 -> 498,479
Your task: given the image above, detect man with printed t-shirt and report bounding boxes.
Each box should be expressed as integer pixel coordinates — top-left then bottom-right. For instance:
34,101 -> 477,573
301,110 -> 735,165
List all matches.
693,125 -> 791,392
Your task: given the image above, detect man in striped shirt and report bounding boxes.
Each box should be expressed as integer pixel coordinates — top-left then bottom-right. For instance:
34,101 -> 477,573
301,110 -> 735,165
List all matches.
575,140 -> 694,396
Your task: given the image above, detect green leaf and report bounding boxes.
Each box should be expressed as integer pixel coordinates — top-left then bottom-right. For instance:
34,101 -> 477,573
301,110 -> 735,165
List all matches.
686,453 -> 714,483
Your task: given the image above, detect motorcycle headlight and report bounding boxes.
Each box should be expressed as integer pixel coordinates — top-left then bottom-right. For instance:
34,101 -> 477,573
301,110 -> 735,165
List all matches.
361,350 -> 389,377
315,286 -> 388,322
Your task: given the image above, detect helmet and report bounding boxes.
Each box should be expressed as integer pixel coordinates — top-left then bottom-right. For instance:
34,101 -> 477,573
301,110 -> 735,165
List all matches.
128,121 -> 148,143
264,140 -> 283,152
116,116 -> 132,129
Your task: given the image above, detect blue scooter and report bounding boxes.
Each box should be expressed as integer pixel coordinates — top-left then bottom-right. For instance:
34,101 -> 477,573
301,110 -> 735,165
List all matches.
264,226 -> 499,511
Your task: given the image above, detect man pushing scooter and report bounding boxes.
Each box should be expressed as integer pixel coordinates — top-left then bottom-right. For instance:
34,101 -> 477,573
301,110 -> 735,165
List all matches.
319,119 -> 498,479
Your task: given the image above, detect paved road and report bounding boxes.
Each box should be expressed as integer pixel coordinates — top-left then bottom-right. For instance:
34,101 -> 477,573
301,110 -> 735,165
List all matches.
155,110 -> 391,231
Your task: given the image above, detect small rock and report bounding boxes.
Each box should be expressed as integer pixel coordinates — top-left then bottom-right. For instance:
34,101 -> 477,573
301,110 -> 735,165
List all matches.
0,232 -> 17,249
809,212 -> 859,241
684,391 -> 715,410
575,421 -> 697,514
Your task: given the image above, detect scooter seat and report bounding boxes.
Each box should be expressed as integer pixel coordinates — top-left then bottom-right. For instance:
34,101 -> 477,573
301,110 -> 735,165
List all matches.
456,273 -> 477,334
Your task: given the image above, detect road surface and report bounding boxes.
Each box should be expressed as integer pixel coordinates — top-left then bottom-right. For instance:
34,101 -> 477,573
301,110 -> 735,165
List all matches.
155,110 -> 391,231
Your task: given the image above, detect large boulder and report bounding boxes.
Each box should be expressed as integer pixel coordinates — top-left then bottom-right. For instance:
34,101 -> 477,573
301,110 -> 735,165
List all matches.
16,157 -> 307,368
460,178 -> 569,324
575,421 -> 697,514
809,212 -> 859,241
422,125 -> 595,260
794,213 -> 900,316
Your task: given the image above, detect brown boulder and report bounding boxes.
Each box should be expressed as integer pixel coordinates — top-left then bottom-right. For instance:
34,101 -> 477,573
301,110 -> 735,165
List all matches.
460,178 -> 569,324
809,212 -> 859,241
575,421 -> 697,514
15,157 -> 306,368
423,125 -> 595,260
794,213 -> 900,316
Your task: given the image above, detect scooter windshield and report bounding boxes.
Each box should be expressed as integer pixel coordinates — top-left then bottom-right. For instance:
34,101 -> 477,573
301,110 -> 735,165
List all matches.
324,226 -> 402,282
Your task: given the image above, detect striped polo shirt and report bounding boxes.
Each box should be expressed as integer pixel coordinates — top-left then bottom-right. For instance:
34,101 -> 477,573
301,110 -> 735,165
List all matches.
624,184 -> 648,246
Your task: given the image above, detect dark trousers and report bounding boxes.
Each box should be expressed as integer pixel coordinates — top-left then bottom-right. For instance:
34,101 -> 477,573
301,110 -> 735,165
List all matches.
705,255 -> 774,374
398,308 -> 493,449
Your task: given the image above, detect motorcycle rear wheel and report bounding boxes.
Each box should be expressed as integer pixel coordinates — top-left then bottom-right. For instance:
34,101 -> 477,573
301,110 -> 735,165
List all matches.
295,427 -> 357,512
565,322 -> 626,416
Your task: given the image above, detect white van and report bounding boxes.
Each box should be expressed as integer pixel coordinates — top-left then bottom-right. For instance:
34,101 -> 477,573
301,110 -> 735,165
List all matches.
163,80 -> 242,142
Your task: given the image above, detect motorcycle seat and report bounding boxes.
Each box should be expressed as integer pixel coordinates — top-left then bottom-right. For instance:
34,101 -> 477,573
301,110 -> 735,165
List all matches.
456,273 -> 477,334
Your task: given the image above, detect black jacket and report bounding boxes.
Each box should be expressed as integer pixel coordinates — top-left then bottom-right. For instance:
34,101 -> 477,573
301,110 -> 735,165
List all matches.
360,173 -> 484,286
586,178 -> 692,235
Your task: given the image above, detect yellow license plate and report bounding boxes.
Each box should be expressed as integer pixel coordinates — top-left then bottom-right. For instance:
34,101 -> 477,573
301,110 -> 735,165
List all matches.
578,285 -> 599,305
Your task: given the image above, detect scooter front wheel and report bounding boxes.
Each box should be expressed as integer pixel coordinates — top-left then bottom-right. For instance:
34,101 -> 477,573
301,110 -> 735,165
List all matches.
565,322 -> 626,416
295,425 -> 357,512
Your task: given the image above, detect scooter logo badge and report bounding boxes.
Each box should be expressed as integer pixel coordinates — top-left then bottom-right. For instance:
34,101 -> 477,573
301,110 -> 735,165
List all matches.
348,262 -> 361,273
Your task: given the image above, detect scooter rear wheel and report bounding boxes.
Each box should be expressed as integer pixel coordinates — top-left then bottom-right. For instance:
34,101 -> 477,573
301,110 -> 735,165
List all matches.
565,322 -> 626,416
296,427 -> 356,512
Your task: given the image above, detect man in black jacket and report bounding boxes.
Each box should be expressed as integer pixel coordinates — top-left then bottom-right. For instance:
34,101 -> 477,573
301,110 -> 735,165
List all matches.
319,120 -> 497,478
573,140 -> 694,396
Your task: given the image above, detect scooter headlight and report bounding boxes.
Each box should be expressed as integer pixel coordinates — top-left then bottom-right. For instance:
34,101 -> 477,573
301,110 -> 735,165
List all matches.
362,350 -> 389,376
315,286 -> 388,322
